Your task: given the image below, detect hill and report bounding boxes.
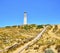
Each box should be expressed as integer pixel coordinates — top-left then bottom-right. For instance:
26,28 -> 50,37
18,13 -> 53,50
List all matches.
0,24 -> 60,53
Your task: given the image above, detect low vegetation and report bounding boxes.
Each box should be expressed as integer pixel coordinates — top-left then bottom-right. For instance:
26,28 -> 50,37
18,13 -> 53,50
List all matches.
0,24 -> 60,53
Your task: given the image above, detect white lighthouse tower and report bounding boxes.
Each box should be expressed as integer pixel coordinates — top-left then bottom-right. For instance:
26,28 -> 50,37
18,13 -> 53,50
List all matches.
24,12 -> 27,25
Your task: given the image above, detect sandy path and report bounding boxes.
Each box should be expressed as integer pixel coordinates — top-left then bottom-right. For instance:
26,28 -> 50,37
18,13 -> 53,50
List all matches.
12,26 -> 48,53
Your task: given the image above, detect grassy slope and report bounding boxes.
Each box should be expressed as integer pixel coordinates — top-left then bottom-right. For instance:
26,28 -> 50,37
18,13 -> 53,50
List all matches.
0,24 -> 60,53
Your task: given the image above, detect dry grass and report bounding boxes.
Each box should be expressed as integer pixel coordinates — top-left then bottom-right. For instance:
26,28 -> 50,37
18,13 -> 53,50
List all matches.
0,24 -> 60,53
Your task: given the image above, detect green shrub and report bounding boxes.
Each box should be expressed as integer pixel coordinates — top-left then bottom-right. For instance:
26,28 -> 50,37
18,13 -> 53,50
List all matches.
45,49 -> 54,53
30,24 -> 36,27
36,25 -> 43,29
5,26 -> 11,28
23,25 -> 32,30
45,24 -> 51,26
12,25 -> 17,28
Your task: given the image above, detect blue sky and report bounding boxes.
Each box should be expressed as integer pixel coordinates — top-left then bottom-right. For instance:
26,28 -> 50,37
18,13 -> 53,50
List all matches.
0,0 -> 60,27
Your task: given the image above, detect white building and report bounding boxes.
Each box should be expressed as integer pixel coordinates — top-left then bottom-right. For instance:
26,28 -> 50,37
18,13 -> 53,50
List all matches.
24,12 -> 27,25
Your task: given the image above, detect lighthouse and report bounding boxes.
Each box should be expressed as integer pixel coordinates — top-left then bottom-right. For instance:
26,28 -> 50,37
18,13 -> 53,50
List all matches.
24,12 -> 27,25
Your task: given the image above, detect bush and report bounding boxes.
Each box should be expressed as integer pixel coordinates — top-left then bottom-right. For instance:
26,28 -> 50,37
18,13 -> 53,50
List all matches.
12,25 -> 17,28
18,25 -> 20,28
5,26 -> 11,28
30,24 -> 36,27
23,25 -> 32,30
45,49 -> 54,53
36,25 -> 43,29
